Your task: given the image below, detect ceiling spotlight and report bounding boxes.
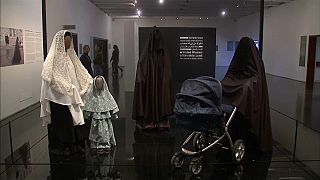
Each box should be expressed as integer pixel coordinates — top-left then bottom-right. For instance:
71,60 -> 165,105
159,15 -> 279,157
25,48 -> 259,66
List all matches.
221,10 -> 227,16
199,17 -> 202,20
176,17 -> 179,20
159,0 -> 164,4
137,9 -> 141,16
135,0 -> 137,4
206,17 -> 209,20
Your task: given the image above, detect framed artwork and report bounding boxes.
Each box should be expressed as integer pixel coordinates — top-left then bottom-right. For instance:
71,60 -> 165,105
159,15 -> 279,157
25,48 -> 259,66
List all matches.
227,41 -> 233,51
299,36 -> 307,67
0,27 -> 24,67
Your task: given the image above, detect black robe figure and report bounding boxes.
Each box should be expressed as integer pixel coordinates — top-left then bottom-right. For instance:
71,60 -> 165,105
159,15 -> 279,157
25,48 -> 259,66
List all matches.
132,28 -> 174,130
222,37 -> 272,153
12,37 -> 21,64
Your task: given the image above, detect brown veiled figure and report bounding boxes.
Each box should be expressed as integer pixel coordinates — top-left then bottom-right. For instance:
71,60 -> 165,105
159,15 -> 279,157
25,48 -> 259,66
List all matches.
132,28 -> 174,130
222,37 -> 273,152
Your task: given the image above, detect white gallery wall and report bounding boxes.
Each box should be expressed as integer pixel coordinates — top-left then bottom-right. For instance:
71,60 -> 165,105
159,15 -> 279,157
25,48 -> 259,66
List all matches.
234,0 -> 320,82
0,0 -> 43,119
46,0 -> 113,60
235,13 -> 259,41
263,0 -> 320,82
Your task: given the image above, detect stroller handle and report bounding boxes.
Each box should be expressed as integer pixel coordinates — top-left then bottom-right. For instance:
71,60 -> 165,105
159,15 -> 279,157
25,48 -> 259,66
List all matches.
225,106 -> 237,127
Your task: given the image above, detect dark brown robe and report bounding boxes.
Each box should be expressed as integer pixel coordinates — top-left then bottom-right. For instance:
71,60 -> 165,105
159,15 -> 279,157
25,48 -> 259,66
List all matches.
222,37 -> 273,152
132,28 -> 174,129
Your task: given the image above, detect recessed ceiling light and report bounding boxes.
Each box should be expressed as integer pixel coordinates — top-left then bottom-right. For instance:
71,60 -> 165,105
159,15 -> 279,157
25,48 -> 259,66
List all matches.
135,0 -> 137,4
236,4 -> 239,8
199,17 -> 202,20
159,0 -> 164,4
221,10 -> 227,16
176,17 -> 179,20
206,17 -> 209,20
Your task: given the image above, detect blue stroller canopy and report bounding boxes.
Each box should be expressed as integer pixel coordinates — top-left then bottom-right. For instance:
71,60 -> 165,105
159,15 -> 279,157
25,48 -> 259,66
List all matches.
174,76 -> 222,118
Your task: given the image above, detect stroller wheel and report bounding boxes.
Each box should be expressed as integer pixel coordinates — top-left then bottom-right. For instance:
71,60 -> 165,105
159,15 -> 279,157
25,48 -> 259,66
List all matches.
171,152 -> 185,168
232,139 -> 245,162
193,133 -> 207,151
189,157 -> 204,175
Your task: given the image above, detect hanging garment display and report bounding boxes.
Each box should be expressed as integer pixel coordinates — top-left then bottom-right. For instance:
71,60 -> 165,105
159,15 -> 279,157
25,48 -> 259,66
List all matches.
132,28 -> 174,129
83,76 -> 119,150
40,30 -> 92,149
222,37 -> 272,152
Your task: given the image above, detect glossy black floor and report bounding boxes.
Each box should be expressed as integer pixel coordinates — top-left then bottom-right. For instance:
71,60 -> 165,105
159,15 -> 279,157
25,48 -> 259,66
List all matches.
1,69 -> 319,180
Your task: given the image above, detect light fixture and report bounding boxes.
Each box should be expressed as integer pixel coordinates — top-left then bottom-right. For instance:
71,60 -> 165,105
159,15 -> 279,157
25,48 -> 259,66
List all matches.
206,17 -> 209,20
135,0 -> 137,4
221,10 -> 227,16
235,4 -> 240,8
176,17 -> 179,20
159,0 -> 164,4
199,17 -> 202,20
137,9 -> 141,16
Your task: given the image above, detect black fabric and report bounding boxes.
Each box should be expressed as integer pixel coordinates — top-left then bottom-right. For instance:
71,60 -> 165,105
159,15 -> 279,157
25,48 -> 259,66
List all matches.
12,37 -> 21,64
80,53 -> 93,77
222,37 -> 272,152
111,50 -> 119,63
133,28 -> 174,129
133,130 -> 174,180
173,76 -> 222,131
48,102 -> 86,147
174,76 -> 222,119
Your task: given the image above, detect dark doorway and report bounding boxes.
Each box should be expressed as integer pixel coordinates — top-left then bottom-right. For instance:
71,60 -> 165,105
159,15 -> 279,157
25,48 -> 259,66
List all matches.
72,33 -> 78,55
92,37 -> 109,78
306,35 -> 320,90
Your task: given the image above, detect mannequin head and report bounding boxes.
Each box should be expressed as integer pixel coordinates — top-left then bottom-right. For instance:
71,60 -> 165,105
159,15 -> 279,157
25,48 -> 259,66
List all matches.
95,76 -> 104,91
64,32 -> 72,50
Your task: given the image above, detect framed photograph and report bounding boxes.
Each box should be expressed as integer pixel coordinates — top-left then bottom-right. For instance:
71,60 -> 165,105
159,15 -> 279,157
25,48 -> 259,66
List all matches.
227,41 -> 233,51
0,27 -> 24,67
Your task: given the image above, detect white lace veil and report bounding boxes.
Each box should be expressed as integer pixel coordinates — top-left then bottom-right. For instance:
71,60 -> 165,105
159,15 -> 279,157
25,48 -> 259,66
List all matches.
41,30 -> 92,96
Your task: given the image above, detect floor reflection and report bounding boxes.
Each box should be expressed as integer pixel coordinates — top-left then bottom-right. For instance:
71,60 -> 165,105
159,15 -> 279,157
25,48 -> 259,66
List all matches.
86,148 -> 120,180
48,148 -> 86,180
133,129 -> 175,180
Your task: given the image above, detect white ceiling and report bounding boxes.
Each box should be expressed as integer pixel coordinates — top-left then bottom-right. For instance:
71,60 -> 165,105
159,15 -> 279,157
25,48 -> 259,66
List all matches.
89,0 -> 294,18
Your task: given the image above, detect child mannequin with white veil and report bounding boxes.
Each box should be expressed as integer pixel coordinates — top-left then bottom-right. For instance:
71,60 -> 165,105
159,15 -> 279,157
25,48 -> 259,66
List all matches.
40,30 -> 92,155
83,76 -> 119,153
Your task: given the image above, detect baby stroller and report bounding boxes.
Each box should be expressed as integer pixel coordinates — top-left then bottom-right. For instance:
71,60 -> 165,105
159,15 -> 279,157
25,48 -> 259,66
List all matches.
171,76 -> 246,175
